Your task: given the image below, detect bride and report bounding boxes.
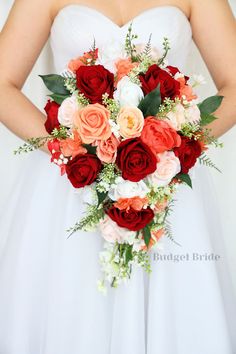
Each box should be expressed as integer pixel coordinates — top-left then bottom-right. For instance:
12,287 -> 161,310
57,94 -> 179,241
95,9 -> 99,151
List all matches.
0,0 -> 236,353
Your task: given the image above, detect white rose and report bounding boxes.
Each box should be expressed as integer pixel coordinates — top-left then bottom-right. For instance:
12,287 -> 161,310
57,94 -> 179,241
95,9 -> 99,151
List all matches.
184,104 -> 201,124
108,177 -> 150,201
99,215 -> 136,244
58,95 -> 81,128
165,103 -> 186,131
96,40 -> 127,74
147,151 -> 181,187
114,76 -> 144,107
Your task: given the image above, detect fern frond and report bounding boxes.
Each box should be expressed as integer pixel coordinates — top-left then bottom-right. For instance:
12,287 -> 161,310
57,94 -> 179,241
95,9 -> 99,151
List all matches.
199,153 -> 221,173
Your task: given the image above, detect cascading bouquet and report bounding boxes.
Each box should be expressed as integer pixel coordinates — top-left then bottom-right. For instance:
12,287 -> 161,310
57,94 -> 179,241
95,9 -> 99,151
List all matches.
15,25 -> 223,292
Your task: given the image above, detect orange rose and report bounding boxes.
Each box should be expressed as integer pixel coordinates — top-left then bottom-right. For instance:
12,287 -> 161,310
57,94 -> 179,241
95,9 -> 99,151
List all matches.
177,77 -> 197,101
141,228 -> 164,251
141,116 -> 181,154
117,107 -> 144,139
114,196 -> 149,211
60,130 -> 87,158
68,58 -> 84,73
115,58 -> 138,85
74,103 -> 111,144
95,133 -> 120,163
68,49 -> 98,73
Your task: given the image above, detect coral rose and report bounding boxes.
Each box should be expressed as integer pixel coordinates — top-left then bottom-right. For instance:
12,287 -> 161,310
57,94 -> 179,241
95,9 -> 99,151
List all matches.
117,107 -> 144,138
141,116 -> 181,154
114,197 -> 149,211
74,103 -> 111,144
115,58 -> 138,84
60,130 -> 87,158
95,133 -> 120,163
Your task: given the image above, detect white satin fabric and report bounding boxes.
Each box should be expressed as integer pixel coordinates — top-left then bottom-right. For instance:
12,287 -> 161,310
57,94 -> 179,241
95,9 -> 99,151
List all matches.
0,5 -> 235,354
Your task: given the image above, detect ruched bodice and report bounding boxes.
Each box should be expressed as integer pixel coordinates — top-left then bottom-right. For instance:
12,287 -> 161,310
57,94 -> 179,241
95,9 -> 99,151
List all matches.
50,5 -> 192,73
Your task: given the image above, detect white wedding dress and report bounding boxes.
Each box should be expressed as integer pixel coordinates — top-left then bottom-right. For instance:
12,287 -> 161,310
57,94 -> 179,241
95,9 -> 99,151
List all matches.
0,5 -> 235,354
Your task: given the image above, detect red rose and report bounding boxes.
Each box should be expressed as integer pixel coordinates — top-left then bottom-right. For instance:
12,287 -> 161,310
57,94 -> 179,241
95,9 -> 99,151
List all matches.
66,153 -> 102,188
106,206 -> 154,231
44,100 -> 60,134
139,64 -> 180,100
173,136 -> 202,174
76,65 -> 114,104
141,116 -> 181,154
116,138 -> 157,182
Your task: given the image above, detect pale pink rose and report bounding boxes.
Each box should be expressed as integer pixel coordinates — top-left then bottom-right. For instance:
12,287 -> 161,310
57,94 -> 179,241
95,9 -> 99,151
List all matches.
165,103 -> 186,131
117,107 -> 144,138
95,133 -> 120,163
184,104 -> 201,124
147,151 -> 181,187
74,103 -> 111,144
99,215 -> 136,244
58,95 -> 81,128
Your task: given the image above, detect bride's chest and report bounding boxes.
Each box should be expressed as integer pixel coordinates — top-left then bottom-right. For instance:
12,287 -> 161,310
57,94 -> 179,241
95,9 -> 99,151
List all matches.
50,5 -> 192,73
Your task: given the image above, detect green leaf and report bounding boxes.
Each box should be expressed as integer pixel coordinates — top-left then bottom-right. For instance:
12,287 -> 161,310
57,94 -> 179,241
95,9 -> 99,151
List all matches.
39,74 -> 69,95
83,144 -> 97,154
176,173 -> 192,188
48,93 -> 70,105
143,226 -> 151,247
198,95 -> 224,115
125,245 -> 133,263
96,191 -> 108,206
200,113 -> 218,126
138,85 -> 162,117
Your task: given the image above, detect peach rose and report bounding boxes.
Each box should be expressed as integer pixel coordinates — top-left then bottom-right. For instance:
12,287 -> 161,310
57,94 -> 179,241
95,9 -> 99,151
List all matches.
153,198 -> 168,213
115,58 -> 138,85
95,133 -> 120,163
60,130 -> 87,158
147,151 -> 181,187
165,103 -> 186,131
99,215 -> 136,244
74,103 -> 111,144
141,116 -> 181,154
117,107 -> 144,138
114,196 -> 149,211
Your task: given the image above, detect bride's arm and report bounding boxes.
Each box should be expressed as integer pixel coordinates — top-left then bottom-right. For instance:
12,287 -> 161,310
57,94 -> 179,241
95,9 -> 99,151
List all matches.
190,0 -> 236,137
0,0 -> 55,153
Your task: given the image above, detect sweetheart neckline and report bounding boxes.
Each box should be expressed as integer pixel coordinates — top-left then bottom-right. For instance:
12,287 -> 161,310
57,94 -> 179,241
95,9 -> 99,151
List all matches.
51,4 -> 191,32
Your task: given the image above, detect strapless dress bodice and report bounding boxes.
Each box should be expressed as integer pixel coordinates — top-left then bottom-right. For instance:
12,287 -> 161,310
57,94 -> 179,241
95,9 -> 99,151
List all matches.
50,4 -> 192,73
